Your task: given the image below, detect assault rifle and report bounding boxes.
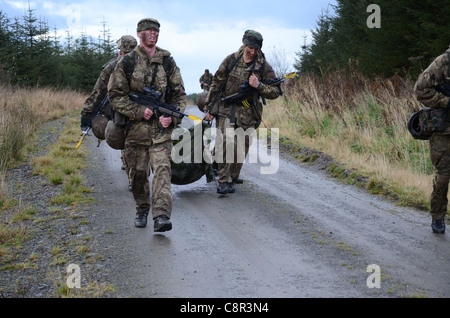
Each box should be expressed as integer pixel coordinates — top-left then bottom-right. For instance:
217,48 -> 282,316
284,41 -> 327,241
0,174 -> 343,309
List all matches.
129,86 -> 210,129
221,71 -> 297,106
76,95 -> 108,150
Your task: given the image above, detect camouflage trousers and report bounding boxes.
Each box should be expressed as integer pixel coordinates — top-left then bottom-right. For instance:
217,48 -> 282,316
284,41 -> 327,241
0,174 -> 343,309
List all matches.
215,117 -> 253,184
429,133 -> 450,220
124,140 -> 173,219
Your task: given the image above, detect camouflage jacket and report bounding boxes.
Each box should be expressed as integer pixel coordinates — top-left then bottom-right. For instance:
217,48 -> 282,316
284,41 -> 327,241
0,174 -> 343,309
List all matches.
206,45 -> 280,128
414,46 -> 450,109
82,57 -> 118,114
108,46 -> 187,145
200,73 -> 213,85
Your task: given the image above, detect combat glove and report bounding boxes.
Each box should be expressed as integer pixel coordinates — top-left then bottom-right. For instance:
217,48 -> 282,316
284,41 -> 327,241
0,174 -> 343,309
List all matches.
80,111 -> 92,129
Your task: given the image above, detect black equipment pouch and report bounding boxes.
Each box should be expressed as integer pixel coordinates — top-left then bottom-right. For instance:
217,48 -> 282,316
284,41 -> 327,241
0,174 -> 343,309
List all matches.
113,111 -> 128,128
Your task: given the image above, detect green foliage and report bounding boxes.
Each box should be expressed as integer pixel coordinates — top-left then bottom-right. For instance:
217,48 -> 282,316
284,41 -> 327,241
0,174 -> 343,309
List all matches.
187,93 -> 198,105
0,8 -> 116,91
296,0 -> 450,78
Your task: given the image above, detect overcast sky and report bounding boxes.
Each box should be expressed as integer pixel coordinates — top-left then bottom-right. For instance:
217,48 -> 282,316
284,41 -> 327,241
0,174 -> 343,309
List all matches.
1,0 -> 337,94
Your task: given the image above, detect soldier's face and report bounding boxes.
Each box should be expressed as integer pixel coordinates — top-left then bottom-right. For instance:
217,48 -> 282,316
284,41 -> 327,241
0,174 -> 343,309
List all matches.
138,28 -> 159,47
244,45 -> 259,61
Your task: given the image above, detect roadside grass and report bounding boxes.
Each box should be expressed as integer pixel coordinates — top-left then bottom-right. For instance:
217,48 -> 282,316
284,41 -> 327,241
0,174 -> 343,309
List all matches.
0,85 -> 115,297
0,85 -> 85,278
31,116 -> 93,206
0,111 -> 115,297
264,71 -> 435,211
0,84 -> 85,206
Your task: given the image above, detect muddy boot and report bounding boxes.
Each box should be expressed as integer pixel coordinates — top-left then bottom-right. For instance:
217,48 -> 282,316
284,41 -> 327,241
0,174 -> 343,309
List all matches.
134,210 -> 149,228
217,182 -> 228,194
432,218 -> 446,234
227,182 -> 235,193
154,215 -> 172,232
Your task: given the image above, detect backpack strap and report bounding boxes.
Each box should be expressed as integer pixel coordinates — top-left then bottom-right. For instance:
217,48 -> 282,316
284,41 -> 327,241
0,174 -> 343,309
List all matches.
122,51 -> 137,80
122,51 -> 174,103
162,56 -> 174,103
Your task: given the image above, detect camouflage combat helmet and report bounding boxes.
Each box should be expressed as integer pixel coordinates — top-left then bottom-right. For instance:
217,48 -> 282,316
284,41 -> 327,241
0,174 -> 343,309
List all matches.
117,35 -> 137,54
407,110 -> 428,140
407,107 -> 449,140
91,114 -> 109,140
242,30 -> 263,49
105,120 -> 126,150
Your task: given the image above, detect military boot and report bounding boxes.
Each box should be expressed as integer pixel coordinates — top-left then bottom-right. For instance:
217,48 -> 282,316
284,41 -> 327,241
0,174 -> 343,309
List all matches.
431,218 -> 446,234
217,182 -> 228,194
227,182 -> 235,193
134,210 -> 149,228
154,215 -> 172,232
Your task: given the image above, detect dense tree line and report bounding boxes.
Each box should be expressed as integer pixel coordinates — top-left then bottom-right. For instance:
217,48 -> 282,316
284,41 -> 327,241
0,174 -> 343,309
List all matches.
296,0 -> 450,78
0,8 -> 116,91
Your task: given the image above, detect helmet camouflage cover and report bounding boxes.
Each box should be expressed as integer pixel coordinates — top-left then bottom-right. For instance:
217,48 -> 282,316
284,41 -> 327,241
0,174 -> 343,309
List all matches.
117,35 -> 137,54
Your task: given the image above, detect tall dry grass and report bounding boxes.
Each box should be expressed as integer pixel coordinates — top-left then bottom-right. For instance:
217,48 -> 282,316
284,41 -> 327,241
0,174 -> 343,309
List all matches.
265,70 -> 433,209
0,84 -> 86,205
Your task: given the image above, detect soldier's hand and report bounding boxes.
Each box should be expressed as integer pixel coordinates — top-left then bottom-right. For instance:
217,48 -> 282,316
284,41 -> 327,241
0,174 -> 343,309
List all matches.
204,112 -> 214,121
249,74 -> 260,89
160,116 -> 172,129
143,108 -> 154,121
80,111 -> 92,128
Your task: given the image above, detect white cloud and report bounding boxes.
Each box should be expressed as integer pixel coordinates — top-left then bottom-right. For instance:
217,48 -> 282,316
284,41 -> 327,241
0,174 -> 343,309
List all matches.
1,0 -> 324,94
4,0 -> 35,10
155,20 -> 309,93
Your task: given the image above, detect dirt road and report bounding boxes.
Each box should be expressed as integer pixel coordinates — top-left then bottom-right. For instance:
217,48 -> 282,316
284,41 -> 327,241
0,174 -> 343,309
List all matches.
80,106 -> 449,298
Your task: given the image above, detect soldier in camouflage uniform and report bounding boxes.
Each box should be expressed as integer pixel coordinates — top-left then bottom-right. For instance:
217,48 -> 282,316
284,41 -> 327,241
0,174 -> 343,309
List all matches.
414,46 -> 450,234
199,69 -> 213,91
80,35 -> 137,186
204,30 -> 281,194
108,18 -> 187,231
81,35 -> 137,121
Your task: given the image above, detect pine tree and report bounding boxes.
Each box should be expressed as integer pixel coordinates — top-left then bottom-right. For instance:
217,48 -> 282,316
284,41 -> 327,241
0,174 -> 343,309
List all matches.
296,0 -> 450,78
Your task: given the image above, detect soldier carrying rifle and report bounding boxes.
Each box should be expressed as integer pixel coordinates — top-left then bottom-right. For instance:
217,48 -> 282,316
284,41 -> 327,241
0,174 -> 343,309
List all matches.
108,18 -> 187,231
414,45 -> 450,234
204,30 -> 281,194
199,69 -> 213,91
